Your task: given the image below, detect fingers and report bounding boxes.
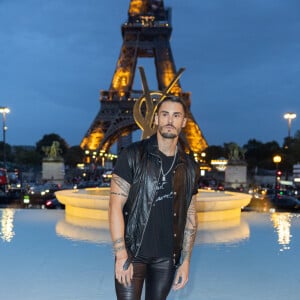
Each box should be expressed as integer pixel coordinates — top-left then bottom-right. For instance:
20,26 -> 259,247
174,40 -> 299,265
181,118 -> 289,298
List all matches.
115,262 -> 133,286
173,273 -> 188,290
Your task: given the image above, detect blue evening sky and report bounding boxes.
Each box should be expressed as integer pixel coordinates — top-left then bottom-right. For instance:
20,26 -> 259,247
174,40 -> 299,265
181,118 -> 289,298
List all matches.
0,0 -> 299,148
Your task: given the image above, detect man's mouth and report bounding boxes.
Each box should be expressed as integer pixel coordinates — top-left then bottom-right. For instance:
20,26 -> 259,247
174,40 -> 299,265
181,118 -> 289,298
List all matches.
165,124 -> 175,129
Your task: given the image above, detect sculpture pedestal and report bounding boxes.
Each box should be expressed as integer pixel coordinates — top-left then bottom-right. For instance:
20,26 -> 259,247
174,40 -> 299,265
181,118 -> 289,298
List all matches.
225,161 -> 247,189
42,159 -> 65,185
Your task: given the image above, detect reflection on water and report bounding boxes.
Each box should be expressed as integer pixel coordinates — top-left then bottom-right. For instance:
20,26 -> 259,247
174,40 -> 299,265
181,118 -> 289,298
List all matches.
56,213 -> 250,246
271,213 -> 292,251
54,211 -> 300,249
196,218 -> 249,245
0,208 -> 299,252
56,214 -> 111,244
0,209 -> 15,242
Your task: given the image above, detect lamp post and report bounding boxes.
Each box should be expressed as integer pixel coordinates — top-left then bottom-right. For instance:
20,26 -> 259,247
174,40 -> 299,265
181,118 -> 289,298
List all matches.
283,112 -> 296,139
0,107 -> 10,169
273,155 -> 282,194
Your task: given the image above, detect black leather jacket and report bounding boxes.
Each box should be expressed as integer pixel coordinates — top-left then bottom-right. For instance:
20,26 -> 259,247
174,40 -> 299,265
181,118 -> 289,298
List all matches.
122,134 -> 199,265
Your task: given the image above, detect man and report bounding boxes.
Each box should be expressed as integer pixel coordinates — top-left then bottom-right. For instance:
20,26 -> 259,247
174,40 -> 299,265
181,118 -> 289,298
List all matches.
109,96 -> 199,300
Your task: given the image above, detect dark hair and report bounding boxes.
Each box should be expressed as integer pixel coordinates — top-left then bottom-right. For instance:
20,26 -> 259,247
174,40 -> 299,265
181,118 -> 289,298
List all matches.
156,95 -> 187,115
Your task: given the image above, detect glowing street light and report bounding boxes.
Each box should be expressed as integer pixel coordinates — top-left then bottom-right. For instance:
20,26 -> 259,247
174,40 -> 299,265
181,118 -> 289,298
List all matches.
273,155 -> 282,168
283,112 -> 296,138
273,154 -> 282,192
0,107 -> 10,169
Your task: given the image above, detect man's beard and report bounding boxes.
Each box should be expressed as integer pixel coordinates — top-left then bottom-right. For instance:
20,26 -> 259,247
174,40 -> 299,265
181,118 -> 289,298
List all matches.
158,126 -> 178,139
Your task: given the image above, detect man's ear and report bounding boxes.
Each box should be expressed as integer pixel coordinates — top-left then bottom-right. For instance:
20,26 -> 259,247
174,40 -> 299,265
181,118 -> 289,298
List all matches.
182,117 -> 187,128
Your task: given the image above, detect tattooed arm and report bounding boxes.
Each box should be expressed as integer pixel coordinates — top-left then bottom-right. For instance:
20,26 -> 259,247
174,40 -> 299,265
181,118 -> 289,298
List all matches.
109,174 -> 132,286
181,194 -> 198,262
173,195 -> 198,290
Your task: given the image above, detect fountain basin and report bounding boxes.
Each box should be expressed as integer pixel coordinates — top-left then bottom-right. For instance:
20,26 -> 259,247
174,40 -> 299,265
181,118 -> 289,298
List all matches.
196,190 -> 251,221
56,188 -> 251,222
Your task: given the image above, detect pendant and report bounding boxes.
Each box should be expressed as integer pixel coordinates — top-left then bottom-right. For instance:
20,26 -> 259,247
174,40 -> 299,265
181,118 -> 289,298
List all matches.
162,175 -> 166,182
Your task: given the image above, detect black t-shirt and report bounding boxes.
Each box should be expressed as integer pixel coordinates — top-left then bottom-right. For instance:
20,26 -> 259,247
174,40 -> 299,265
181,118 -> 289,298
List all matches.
113,149 -> 176,258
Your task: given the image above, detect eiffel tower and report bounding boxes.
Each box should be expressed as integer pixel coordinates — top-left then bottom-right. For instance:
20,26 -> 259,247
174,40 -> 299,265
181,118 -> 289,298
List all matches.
81,0 -> 207,157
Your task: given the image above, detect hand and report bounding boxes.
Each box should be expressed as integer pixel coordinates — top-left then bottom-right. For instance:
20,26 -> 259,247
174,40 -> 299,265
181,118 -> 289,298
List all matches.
173,261 -> 189,290
115,256 -> 133,286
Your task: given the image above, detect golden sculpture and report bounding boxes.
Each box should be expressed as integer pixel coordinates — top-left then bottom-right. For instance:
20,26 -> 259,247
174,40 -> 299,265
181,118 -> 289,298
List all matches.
42,141 -> 62,160
133,66 -> 185,139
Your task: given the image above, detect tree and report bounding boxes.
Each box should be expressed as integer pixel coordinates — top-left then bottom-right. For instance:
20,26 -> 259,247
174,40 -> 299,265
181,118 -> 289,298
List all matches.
204,145 -> 226,163
242,139 -> 281,171
0,142 -> 13,167
36,133 -> 69,158
11,146 -> 41,167
64,146 -> 85,168
281,131 -> 300,172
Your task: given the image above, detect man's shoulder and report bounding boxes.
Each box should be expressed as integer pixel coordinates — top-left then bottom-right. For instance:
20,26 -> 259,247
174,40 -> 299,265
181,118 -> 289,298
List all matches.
125,139 -> 145,154
124,135 -> 156,154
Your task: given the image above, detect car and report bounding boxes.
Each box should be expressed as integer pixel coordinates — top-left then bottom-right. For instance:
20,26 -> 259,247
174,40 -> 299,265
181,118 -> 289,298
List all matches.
271,194 -> 300,211
45,197 -> 65,209
22,184 -> 57,208
246,193 -> 272,212
246,189 -> 300,212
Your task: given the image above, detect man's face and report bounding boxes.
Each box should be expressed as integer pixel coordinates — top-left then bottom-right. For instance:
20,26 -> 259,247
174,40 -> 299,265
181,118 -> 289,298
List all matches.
155,101 -> 187,139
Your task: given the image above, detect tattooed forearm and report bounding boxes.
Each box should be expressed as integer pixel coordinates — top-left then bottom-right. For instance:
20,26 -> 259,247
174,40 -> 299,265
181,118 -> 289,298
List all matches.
111,191 -> 128,198
181,228 -> 197,262
113,237 -> 124,246
111,175 -> 130,198
113,237 -> 126,253
181,196 -> 198,262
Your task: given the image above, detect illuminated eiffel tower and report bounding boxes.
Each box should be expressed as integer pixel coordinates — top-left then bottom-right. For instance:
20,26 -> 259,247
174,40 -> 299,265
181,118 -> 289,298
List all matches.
81,0 -> 207,157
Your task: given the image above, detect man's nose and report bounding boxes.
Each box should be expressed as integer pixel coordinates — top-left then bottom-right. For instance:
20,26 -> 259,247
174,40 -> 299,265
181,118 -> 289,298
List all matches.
167,115 -> 174,124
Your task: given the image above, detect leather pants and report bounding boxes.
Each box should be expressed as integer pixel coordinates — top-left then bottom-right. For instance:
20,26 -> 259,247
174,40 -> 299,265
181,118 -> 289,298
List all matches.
115,256 -> 176,300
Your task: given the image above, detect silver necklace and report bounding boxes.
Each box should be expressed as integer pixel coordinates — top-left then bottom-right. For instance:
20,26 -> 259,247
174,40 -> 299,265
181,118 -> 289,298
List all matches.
160,146 -> 177,182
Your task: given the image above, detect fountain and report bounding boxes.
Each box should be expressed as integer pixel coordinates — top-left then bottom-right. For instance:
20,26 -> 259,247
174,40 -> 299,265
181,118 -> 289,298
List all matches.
56,187 -> 251,222
55,188 -> 250,245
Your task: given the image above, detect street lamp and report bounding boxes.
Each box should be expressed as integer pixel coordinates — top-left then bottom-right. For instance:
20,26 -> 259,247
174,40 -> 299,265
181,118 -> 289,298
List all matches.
273,155 -> 282,169
283,112 -> 296,139
273,154 -> 282,193
0,107 -> 10,169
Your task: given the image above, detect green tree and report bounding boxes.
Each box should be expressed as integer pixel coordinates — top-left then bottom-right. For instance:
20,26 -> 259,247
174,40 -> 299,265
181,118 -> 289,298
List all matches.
11,146 -> 41,167
243,139 -> 281,171
281,131 -> 300,172
204,145 -> 226,163
36,133 -> 69,158
0,142 -> 13,167
64,146 -> 85,168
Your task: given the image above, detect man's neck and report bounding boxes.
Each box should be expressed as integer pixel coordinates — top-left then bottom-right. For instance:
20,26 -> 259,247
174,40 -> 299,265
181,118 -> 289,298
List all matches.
157,136 -> 178,156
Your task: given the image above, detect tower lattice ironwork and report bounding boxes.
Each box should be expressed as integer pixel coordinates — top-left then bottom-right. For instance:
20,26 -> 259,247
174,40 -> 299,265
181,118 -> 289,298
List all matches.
81,0 -> 207,156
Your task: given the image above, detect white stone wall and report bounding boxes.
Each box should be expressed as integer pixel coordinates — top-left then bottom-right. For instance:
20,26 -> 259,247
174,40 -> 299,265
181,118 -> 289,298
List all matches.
42,160 -> 65,184
225,165 -> 247,188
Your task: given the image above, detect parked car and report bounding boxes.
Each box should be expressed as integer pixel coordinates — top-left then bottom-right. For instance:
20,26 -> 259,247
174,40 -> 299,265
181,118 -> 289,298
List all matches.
22,183 -> 60,208
246,189 -> 300,212
271,194 -> 300,211
45,197 -> 65,209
